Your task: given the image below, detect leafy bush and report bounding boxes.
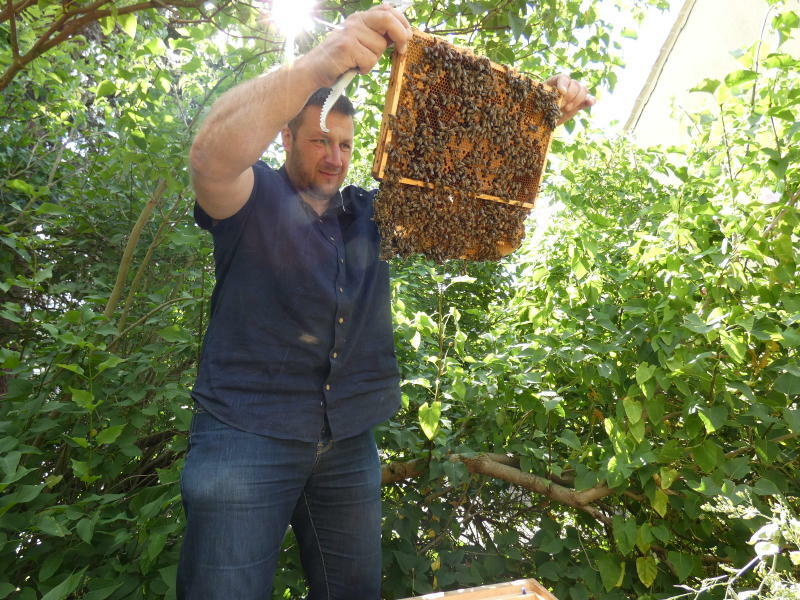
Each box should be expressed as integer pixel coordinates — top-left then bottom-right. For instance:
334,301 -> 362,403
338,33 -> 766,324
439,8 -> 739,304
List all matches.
1,0 -> 797,599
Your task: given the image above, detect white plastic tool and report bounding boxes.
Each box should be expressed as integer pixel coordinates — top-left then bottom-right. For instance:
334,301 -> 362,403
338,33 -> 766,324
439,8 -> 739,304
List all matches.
319,0 -> 413,133
319,69 -> 358,133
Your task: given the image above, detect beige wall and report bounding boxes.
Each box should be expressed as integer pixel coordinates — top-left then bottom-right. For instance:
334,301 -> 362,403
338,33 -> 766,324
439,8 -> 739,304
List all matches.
629,0 -> 798,148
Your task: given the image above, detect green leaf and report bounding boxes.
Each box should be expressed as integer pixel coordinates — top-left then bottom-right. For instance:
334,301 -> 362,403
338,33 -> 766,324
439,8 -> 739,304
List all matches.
622,397 -> 642,423
597,556 -> 625,591
684,313 -> 718,334
629,417 -> 645,443
96,355 -> 125,374
0,583 -> 15,599
724,69 -> 758,87
450,379 -> 466,401
668,551 -> 695,582
645,394 -> 664,425
612,515 -> 637,555
70,459 -> 100,483
69,387 -> 97,411
651,488 -> 668,517
752,477 -> 781,496
33,265 -> 53,282
539,391 -> 563,413
659,467 -> 679,489
95,424 -> 125,445
720,332 -> 746,364
415,313 -> 436,334
56,363 -> 85,376
40,568 -> 86,600
118,13 -> 137,38
96,80 -> 117,97
35,202 -> 68,215
11,484 -> 45,504
83,582 -> 123,600
157,324 -> 192,343
697,405 -> 727,433
507,11 -> 525,40
36,514 -> 68,538
636,556 -> 657,587
636,524 -> 653,553
404,377 -> 431,388
99,16 -> 115,35
781,328 -> 800,348
557,429 -> 581,450
635,363 -> 656,385
784,408 -> 800,433
410,330 -> 421,350
774,373 -> 800,395
418,401 -> 441,440
693,439 -> 722,472
775,10 -> 800,32
75,517 -> 94,544
1,451 -> 21,477
5,178 -> 36,195
690,78 -> 720,94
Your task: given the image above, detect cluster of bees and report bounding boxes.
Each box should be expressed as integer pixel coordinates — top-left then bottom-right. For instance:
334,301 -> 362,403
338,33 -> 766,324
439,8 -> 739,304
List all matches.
373,34 -> 560,262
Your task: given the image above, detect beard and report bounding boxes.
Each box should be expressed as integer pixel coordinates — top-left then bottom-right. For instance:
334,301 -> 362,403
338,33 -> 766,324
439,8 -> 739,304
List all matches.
286,151 -> 342,201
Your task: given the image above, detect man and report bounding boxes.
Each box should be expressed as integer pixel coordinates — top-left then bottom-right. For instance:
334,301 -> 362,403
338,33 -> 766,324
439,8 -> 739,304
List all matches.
178,5 -> 594,599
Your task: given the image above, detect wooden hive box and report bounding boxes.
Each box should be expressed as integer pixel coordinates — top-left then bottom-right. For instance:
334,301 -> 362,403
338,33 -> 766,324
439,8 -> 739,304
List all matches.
398,578 -> 558,600
372,29 -> 561,262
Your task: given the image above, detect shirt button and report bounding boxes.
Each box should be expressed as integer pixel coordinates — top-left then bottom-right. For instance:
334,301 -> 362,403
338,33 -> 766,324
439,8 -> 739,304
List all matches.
331,352 -> 338,359
339,258 -> 344,264
338,287 -> 343,293
325,384 -> 331,391
338,317 -> 344,324
329,235 -> 335,241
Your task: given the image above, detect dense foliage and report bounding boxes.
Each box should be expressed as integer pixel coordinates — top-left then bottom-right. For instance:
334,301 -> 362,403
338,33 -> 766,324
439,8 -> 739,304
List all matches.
1,0 -> 797,599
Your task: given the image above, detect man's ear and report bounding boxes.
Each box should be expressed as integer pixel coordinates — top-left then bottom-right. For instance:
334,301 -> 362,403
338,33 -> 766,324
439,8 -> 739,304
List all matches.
280,127 -> 292,152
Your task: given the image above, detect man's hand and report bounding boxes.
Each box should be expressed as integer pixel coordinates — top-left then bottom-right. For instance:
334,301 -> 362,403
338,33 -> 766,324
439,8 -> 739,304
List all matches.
546,74 -> 596,127
303,5 -> 412,88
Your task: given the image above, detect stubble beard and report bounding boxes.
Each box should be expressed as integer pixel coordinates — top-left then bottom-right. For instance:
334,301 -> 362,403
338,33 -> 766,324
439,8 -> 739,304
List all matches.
287,152 -> 341,202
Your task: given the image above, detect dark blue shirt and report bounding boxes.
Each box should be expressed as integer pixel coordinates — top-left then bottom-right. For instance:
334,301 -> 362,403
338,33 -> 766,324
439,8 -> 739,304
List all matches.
191,161 -> 400,441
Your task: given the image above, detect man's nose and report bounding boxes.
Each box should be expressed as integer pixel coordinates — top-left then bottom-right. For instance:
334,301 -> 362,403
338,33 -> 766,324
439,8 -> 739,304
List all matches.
325,144 -> 343,168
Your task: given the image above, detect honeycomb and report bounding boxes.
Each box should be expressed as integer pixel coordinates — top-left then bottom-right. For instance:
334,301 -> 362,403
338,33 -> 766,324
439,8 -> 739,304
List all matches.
372,29 -> 560,262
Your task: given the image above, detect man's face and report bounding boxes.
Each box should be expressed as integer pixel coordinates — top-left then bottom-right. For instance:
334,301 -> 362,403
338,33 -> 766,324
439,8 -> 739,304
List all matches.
283,106 -> 355,203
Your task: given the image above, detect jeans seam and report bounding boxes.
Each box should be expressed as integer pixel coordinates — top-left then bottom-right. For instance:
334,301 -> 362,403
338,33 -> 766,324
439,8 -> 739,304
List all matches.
302,491 -> 331,600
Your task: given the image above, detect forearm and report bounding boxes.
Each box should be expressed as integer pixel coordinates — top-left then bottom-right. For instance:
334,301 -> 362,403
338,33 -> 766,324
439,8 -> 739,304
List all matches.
189,55 -> 323,182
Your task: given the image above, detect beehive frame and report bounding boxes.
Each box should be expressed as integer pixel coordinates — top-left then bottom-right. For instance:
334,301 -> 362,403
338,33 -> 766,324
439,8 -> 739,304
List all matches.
398,577 -> 559,600
372,29 -> 560,211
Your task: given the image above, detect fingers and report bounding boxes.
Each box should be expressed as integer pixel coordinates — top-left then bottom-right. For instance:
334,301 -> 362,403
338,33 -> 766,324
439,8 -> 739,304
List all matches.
332,6 -> 411,75
308,5 -> 411,86
545,73 -> 596,126
359,4 -> 412,54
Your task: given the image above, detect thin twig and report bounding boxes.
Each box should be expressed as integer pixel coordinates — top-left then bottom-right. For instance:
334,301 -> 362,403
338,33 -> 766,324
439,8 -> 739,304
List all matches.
7,0 -> 19,60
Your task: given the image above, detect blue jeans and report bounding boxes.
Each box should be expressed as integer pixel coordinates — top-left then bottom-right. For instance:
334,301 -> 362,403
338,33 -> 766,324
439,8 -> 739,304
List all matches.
176,410 -> 382,600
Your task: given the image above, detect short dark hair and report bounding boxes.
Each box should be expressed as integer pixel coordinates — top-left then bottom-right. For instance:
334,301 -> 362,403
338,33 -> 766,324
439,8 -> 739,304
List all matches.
287,88 -> 355,135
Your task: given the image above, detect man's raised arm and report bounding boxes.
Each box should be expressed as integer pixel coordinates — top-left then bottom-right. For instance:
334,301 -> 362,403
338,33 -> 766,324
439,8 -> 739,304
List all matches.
188,4 -> 411,221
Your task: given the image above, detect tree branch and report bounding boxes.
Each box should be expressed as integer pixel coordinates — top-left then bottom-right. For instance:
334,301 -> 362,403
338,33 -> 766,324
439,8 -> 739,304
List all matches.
380,453 -> 614,524
103,179 -> 168,320
109,296 -> 190,349
381,457 -> 426,484
0,0 -> 209,92
7,0 -> 19,60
